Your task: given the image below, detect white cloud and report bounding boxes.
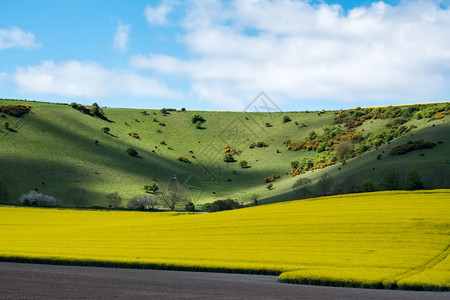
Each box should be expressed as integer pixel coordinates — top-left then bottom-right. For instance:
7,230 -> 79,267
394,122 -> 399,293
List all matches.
132,0 -> 450,110
0,27 -> 39,50
144,0 -> 178,25
14,60 -> 179,99
113,21 -> 131,51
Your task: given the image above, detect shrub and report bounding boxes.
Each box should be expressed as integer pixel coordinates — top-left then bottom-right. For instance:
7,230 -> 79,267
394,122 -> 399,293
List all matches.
106,192 -> 123,208
181,107 -> 186,112
266,183 -> 273,190
239,160 -> 248,168
223,153 -> 235,163
195,120 -> 203,129
390,140 -> 436,155
3,121 -> 9,130
66,187 -> 88,208
128,132 -> 140,139
191,113 -> 205,124
159,122 -> 166,126
177,156 -> 191,163
102,127 -> 110,134
160,140 -> 166,145
265,122 -> 272,127
128,195 -> 158,210
264,174 -> 280,183
207,199 -> 243,212
185,202 -> 195,212
291,161 -> 300,169
126,147 -> 139,157
18,191 -> 56,207
249,141 -> 268,148
143,182 -> 159,194
223,145 -> 240,154
283,115 -> 292,123
0,104 -> 31,118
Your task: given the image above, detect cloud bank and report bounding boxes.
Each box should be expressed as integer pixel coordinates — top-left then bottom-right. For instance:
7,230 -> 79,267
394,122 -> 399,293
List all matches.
133,0 -> 450,109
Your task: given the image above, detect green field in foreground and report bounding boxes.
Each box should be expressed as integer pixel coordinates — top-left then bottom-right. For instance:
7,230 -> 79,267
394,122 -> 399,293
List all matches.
1,190 -> 449,290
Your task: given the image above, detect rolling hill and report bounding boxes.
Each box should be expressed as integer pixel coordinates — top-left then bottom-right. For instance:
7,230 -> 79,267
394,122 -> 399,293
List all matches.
0,98 -> 449,208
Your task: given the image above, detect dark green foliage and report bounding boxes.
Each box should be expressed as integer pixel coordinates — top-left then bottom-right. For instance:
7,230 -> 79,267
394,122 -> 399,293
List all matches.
405,169 -> 423,190
144,182 -> 159,194
161,108 -> 169,115
223,153 -> 235,163
206,198 -> 243,212
191,113 -> 206,124
249,141 -> 268,148
0,104 -> 31,118
126,147 -> 139,157
283,115 -> 291,123
185,202 -> 195,212
66,187 -> 88,208
70,102 -> 112,122
251,194 -> 260,206
318,173 -> 333,196
3,121 -> 9,130
362,179 -> 375,192
264,174 -> 280,183
266,183 -> 273,190
291,160 -> 300,169
181,107 -> 186,112
106,192 -> 123,208
0,181 -> 9,202
380,169 -> 401,190
102,127 -> 110,134
390,140 -> 436,155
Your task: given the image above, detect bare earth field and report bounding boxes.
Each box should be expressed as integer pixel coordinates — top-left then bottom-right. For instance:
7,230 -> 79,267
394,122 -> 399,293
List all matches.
0,262 -> 448,300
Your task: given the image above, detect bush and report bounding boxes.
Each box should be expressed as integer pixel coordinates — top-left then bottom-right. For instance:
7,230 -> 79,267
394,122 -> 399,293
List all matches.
128,195 -> 158,210
239,160 -> 248,168
362,179 -> 375,192
191,113 -> 205,124
266,183 -> 273,190
249,141 -> 268,149
106,192 -> 123,208
177,156 -> 191,163
283,115 -> 291,123
18,191 -> 56,207
3,121 -> 9,130
128,132 -> 140,139
390,140 -> 436,155
223,153 -> 235,163
185,202 -> 195,212
102,127 -> 110,134
126,147 -> 139,157
144,182 -> 159,193
0,104 -> 31,118
207,199 -> 243,212
264,174 -> 280,183
66,187 -> 88,208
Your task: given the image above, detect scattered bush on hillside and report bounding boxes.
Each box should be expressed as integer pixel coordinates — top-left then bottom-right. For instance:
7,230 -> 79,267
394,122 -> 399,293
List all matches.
3,121 -> 9,130
66,187 -> 88,208
334,140 -> 354,160
126,147 -> 139,157
106,192 -> 123,208
318,173 -> 334,196
144,182 -> 159,194
0,181 -> 9,202
283,115 -> 291,123
18,191 -> 56,207
223,153 -> 235,163
249,141 -> 268,149
70,102 -> 113,122
191,113 -> 206,125
128,132 -> 140,139
264,174 -> 280,183
390,140 -> 436,155
405,169 -> 424,190
266,183 -> 273,190
159,122 -> 166,126
185,202 -> 195,212
128,195 -> 158,210
177,156 -> 191,163
160,140 -> 166,145
0,104 -> 31,118
265,122 -> 272,127
102,127 -> 110,134
239,160 -> 249,168
206,199 -> 243,212
292,177 -> 312,198
223,145 -> 240,154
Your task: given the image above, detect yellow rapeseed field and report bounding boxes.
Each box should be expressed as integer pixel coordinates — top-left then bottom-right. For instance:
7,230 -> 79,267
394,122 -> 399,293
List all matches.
1,190 -> 449,290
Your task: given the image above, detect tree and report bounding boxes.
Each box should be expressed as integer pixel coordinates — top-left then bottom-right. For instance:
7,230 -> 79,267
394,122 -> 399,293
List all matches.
431,168 -> 450,188
334,140 -> 353,160
144,182 -> 159,194
362,179 -> 375,192
191,113 -> 205,124
266,183 -> 273,190
3,121 -> 9,130
380,169 -> 401,190
0,181 -> 9,202
66,187 -> 88,208
126,147 -> 139,157
159,182 -> 187,210
283,115 -> 291,123
102,126 -> 110,134
106,192 -> 123,208
18,191 -> 56,207
318,173 -> 334,196
185,202 -> 195,212
292,177 -> 312,198
128,194 -> 158,210
239,160 -> 248,168
251,194 -> 260,206
405,169 -> 423,190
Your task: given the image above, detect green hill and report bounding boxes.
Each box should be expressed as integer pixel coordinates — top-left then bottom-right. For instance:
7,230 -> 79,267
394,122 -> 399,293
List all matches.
0,99 -> 449,208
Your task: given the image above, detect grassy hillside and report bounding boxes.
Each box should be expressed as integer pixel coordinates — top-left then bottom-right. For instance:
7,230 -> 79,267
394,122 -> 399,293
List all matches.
1,190 -> 449,290
0,99 -> 449,208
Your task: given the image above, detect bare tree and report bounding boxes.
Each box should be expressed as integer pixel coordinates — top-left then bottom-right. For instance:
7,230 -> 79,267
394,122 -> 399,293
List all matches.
318,173 -> 334,196
292,177 -> 312,198
334,140 -> 353,160
106,192 -> 123,208
128,194 -> 158,210
66,187 -> 88,208
431,168 -> 450,188
159,181 -> 187,210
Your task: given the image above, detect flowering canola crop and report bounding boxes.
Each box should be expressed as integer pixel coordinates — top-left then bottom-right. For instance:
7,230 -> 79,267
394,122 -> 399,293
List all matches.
1,190 -> 449,290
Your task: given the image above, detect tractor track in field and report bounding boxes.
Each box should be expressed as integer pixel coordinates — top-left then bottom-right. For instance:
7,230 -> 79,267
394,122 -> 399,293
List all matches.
0,262 -> 449,299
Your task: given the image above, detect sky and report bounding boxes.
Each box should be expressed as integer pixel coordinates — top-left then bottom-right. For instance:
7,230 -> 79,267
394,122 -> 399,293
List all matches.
1,0 -> 450,111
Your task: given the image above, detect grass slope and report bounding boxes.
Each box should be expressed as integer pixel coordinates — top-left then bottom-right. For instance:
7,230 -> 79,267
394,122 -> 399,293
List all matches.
0,190 -> 449,290
0,99 -> 449,207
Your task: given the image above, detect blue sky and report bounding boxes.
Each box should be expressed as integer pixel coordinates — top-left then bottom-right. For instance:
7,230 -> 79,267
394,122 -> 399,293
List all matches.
1,0 -> 450,111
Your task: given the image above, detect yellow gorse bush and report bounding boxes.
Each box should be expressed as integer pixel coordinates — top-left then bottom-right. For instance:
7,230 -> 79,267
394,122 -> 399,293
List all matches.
1,190 -> 449,290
